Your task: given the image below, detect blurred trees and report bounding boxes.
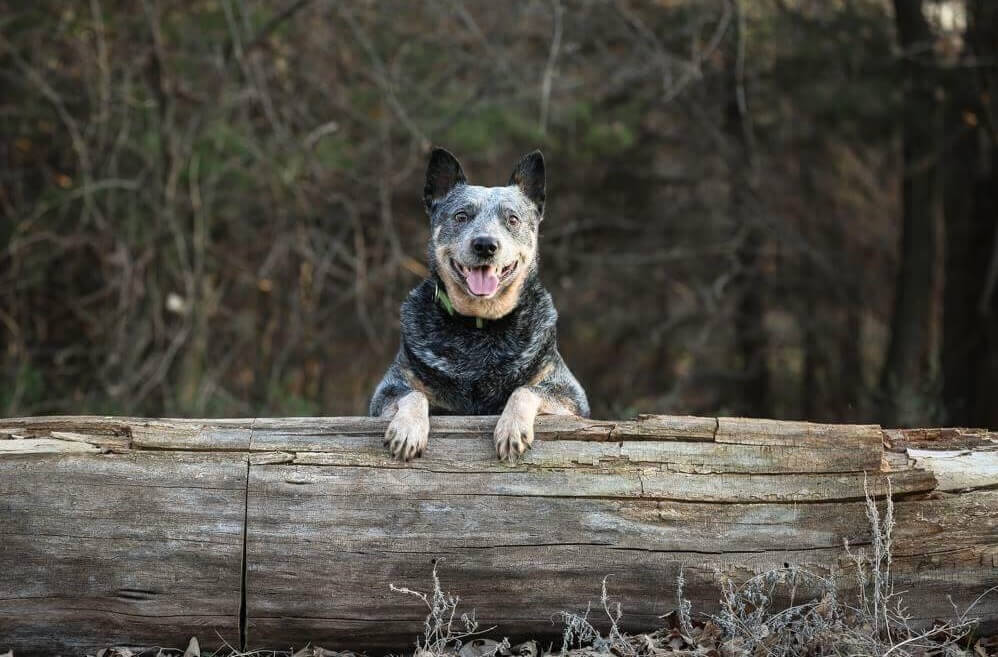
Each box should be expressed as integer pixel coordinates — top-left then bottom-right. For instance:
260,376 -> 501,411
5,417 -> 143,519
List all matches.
1,0 -> 995,427
879,0 -> 941,427
939,0 -> 997,428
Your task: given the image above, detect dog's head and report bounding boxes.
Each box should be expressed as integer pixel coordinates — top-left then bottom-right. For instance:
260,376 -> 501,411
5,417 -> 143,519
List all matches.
423,148 -> 545,320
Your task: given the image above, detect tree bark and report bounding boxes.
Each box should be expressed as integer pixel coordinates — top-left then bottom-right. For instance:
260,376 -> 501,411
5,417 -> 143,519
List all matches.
2,414 -> 996,656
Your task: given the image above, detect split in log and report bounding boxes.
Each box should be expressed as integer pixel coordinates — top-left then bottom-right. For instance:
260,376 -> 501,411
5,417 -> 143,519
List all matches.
1,415 -> 996,656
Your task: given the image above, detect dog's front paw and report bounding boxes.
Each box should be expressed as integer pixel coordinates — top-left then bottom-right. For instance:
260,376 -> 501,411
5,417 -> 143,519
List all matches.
494,392 -> 538,463
384,393 -> 429,461
384,413 -> 429,461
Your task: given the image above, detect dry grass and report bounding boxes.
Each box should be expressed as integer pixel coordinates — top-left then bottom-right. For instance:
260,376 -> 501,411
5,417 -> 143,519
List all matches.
389,565 -> 510,657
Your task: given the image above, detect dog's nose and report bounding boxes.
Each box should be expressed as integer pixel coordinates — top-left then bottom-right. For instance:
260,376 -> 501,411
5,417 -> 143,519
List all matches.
471,236 -> 500,257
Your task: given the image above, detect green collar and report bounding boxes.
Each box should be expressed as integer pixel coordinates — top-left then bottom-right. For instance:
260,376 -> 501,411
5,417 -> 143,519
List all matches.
435,283 -> 485,328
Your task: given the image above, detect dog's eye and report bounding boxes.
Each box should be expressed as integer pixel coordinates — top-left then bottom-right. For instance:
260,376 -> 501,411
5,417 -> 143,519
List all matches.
508,215 -> 520,227
454,212 -> 469,223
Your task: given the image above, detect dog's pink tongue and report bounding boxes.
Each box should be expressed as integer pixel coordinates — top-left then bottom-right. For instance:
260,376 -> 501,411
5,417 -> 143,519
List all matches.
466,266 -> 499,296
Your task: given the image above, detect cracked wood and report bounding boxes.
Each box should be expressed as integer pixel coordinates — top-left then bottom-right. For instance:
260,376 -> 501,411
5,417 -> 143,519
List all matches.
1,415 -> 996,655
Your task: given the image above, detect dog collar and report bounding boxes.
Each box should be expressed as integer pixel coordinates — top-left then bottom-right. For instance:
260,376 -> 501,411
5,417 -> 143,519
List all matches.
435,284 -> 485,328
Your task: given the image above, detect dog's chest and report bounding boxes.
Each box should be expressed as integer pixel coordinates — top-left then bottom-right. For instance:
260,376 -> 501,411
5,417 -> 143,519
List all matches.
399,279 -> 557,414
414,329 -> 534,378
407,324 -> 545,413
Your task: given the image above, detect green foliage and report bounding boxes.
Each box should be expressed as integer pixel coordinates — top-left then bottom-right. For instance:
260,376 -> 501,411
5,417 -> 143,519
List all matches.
444,105 -> 543,155
582,121 -> 636,156
313,135 -> 351,171
1,364 -> 44,415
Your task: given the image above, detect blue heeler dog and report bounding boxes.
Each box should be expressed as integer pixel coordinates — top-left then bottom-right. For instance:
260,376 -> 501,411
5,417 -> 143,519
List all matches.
370,148 -> 590,462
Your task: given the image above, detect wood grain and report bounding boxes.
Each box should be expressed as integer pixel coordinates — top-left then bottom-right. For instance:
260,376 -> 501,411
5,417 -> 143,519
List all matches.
716,417 -> 883,449
249,434 -> 883,473
244,467 -> 995,650
1,414 -> 995,655
0,451 -> 246,656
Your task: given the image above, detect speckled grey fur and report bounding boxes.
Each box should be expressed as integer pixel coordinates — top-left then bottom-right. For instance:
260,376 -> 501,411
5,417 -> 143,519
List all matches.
370,148 -> 589,418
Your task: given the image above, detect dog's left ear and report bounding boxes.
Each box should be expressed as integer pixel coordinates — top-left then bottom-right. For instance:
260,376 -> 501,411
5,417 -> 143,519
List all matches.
509,150 -> 545,217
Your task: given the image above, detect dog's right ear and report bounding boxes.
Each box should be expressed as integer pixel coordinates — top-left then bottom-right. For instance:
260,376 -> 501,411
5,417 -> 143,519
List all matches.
423,148 -> 467,214
509,150 -> 545,216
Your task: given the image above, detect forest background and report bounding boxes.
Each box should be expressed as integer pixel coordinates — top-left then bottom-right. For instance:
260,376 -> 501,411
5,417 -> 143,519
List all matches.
2,0 -> 995,428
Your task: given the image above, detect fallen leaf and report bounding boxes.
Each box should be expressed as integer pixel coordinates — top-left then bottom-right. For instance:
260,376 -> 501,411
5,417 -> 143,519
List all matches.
700,620 -> 722,643
975,636 -> 998,657
460,638 -> 505,657
105,649 -> 133,657
183,636 -> 200,657
510,640 -> 537,657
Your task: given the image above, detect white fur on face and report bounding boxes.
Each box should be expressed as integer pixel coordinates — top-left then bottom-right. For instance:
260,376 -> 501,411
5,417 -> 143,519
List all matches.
432,186 -> 540,265
429,182 -> 542,320
434,237 -> 535,320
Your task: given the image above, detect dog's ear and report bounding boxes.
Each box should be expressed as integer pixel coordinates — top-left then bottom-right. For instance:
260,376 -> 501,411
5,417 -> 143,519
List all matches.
424,147 -> 467,214
509,150 -> 545,216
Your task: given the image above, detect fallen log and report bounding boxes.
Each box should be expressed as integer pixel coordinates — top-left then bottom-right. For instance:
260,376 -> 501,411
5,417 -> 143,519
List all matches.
1,415 -> 995,656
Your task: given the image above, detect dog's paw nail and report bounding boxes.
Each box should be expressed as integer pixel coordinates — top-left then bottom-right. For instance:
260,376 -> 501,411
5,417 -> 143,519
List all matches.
384,410 -> 429,462
495,418 -> 533,464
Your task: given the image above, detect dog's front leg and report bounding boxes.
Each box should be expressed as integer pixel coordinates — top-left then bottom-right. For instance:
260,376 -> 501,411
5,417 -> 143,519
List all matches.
382,390 -> 430,461
494,386 -> 574,462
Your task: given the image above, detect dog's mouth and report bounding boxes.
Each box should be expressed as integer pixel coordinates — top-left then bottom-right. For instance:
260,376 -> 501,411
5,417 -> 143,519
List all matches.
450,259 -> 518,298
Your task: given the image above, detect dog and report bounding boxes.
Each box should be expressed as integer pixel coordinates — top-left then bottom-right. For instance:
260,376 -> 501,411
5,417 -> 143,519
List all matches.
370,148 -> 589,462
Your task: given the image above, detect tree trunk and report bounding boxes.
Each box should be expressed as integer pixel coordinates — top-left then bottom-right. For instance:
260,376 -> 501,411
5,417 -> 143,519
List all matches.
799,157 -> 821,420
2,414 -> 997,656
942,0 -> 998,428
727,0 -> 770,417
879,0 -> 941,427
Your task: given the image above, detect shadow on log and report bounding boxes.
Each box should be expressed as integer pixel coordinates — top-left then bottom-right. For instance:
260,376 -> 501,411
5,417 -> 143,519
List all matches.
1,415 -> 996,655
